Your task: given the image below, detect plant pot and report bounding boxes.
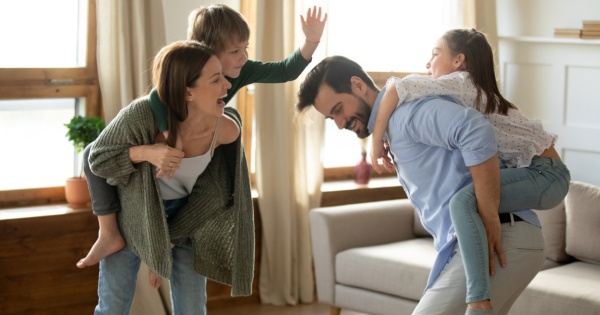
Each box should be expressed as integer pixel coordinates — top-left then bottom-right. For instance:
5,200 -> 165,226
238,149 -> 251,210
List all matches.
65,177 -> 91,208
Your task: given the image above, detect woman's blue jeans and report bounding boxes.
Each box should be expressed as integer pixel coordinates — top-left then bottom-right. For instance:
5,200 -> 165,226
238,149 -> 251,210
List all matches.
94,198 -> 207,315
449,156 -> 570,303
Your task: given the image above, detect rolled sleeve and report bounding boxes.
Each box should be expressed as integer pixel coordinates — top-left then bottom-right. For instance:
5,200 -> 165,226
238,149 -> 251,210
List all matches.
461,140 -> 497,167
454,107 -> 498,167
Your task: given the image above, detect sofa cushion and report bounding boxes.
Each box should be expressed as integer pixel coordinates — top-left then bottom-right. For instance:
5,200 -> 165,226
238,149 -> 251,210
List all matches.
336,238 -> 435,301
413,211 -> 431,237
565,181 -> 600,264
508,262 -> 600,315
533,201 -> 572,263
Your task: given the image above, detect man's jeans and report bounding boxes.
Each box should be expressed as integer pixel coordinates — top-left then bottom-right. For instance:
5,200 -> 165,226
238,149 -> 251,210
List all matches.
413,221 -> 546,315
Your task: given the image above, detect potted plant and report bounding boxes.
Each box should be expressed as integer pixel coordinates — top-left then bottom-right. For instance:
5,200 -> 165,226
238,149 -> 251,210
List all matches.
64,115 -> 105,208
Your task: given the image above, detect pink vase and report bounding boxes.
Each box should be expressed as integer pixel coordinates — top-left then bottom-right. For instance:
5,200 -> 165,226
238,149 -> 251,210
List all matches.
354,152 -> 371,186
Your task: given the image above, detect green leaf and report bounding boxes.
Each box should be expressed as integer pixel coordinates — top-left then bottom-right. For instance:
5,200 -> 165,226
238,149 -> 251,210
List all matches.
64,115 -> 106,153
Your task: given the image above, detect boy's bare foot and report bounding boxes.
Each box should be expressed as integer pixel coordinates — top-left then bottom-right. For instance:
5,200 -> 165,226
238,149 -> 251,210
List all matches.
77,221 -> 125,268
76,232 -> 125,268
148,270 -> 163,289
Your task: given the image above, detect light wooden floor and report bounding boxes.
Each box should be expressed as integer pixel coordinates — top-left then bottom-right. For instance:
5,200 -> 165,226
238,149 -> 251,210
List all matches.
210,303 -> 370,315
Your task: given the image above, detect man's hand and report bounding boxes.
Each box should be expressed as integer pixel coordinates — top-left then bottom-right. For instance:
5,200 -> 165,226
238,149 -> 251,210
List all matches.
480,211 -> 505,275
468,154 -> 505,275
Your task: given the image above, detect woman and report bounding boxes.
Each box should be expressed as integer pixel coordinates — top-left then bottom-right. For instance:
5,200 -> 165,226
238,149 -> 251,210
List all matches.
88,40 -> 253,315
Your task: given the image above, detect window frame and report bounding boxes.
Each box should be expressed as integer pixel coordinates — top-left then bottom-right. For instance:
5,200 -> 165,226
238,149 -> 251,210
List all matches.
238,1 -> 421,183
0,0 -> 100,208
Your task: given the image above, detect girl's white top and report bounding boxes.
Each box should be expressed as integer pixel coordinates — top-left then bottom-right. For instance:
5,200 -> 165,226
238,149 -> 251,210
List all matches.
387,72 -> 556,168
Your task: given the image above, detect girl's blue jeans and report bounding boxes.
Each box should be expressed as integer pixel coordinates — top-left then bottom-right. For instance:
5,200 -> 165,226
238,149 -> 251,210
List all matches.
449,156 -> 570,303
94,199 -> 207,315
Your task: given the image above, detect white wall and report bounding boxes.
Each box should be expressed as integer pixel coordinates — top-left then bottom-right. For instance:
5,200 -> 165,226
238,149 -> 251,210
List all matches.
496,0 -> 600,186
497,0 -> 600,36
161,0 -> 240,43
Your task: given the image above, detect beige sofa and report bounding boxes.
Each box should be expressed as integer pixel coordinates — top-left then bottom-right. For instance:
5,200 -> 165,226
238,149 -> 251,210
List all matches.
309,181 -> 600,315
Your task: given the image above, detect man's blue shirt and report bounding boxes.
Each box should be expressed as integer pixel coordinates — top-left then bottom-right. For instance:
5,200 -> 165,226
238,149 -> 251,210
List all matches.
368,87 -> 539,289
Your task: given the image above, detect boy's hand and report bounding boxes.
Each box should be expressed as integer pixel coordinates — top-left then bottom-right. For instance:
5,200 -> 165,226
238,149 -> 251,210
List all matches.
301,6 -> 327,43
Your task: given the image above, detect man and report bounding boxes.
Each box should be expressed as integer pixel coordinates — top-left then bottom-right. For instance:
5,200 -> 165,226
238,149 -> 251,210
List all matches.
296,56 -> 545,315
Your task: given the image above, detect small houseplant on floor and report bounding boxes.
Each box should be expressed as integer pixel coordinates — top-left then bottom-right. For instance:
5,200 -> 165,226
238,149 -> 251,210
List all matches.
64,115 -> 105,208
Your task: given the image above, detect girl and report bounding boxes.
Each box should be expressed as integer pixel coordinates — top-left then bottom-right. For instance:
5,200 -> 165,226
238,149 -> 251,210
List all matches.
370,29 -> 570,314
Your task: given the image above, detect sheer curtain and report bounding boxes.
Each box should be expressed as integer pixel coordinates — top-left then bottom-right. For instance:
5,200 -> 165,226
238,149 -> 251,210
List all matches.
254,0 -> 325,305
96,1 -> 169,314
96,0 -> 166,122
464,0 -> 499,62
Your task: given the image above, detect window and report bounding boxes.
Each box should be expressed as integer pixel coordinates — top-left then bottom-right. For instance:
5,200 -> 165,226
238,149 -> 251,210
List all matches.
238,0 -> 463,181
322,0 -> 462,171
238,0 -> 462,180
0,0 -> 100,207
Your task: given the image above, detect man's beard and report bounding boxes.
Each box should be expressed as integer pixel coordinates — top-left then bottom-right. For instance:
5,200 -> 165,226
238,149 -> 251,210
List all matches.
352,95 -> 372,139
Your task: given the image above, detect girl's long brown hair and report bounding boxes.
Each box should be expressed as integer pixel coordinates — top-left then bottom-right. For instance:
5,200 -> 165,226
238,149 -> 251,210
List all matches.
443,29 -> 517,115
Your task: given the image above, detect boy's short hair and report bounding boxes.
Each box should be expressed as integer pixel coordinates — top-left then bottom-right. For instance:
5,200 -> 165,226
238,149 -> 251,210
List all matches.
187,4 -> 251,54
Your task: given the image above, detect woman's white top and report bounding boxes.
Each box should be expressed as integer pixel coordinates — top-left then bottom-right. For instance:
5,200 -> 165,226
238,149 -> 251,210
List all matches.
387,72 -> 556,168
157,117 -> 220,200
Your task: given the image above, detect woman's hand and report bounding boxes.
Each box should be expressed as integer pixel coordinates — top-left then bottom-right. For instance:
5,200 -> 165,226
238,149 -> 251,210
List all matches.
153,143 -> 184,180
129,143 -> 184,180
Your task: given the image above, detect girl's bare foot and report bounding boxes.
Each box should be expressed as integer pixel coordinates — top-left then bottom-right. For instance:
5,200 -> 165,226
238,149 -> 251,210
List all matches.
148,270 -> 163,289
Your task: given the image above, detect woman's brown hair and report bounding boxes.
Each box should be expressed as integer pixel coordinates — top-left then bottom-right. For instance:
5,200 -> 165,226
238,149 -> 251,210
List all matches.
152,40 -> 215,147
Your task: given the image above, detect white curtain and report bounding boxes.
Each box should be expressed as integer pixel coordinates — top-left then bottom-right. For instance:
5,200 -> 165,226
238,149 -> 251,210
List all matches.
467,0 -> 499,63
96,0 -> 166,122
96,1 -> 169,314
254,0 -> 325,305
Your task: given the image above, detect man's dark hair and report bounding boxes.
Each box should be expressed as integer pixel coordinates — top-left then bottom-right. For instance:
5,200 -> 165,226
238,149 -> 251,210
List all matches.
296,56 -> 377,114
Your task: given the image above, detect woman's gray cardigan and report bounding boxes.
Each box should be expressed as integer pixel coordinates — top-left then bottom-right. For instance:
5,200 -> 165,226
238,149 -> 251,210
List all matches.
89,95 -> 254,296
